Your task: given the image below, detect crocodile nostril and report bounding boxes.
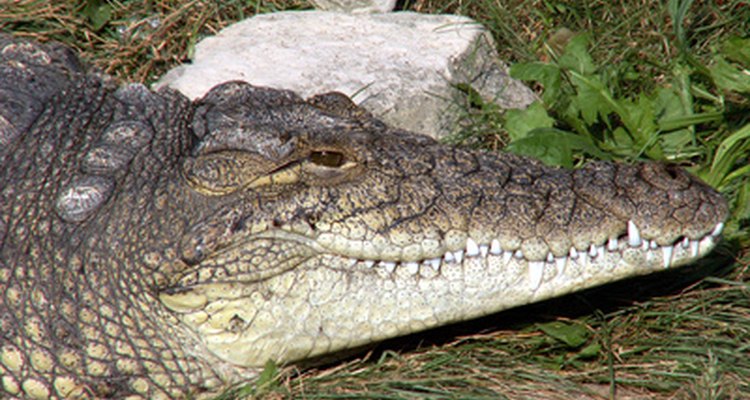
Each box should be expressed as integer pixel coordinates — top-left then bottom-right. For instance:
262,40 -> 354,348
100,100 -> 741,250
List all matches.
639,162 -> 690,190
665,164 -> 680,180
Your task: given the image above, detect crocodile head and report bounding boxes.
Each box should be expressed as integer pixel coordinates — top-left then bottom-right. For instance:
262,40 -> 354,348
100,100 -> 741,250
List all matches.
159,82 -> 728,369
0,34 -> 728,398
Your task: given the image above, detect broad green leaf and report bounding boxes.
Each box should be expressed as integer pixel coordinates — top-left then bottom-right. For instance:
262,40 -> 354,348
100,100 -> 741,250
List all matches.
504,102 -> 554,141
507,128 -> 572,167
653,86 -> 690,127
622,94 -> 656,142
569,71 -> 620,126
81,0 -> 112,31
510,62 -> 562,104
577,342 -> 601,359
709,56 -> 750,94
561,100 -> 592,138
659,129 -> 698,159
537,321 -> 590,348
506,128 -> 609,167
611,126 -> 634,154
621,94 -> 663,159
559,33 -> 596,76
652,85 -> 696,159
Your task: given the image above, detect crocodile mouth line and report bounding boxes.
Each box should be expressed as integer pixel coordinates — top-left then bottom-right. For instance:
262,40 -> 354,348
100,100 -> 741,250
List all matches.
319,220 -> 725,290
189,219 -> 724,293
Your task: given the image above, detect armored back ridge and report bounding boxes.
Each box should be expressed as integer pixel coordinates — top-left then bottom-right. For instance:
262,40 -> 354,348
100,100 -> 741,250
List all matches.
0,34 -> 728,399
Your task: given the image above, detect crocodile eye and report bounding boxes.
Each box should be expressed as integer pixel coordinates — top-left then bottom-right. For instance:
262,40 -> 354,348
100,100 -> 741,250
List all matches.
309,150 -> 345,167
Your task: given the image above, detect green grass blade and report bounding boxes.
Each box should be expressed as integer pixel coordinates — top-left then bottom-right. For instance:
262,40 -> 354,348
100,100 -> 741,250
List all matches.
707,122 -> 750,188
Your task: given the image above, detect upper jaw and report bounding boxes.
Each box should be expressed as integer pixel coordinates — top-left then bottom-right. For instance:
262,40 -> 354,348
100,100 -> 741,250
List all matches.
312,219 -> 726,273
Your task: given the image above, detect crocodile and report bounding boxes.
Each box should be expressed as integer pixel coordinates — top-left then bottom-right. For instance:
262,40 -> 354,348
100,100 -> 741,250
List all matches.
0,34 -> 728,399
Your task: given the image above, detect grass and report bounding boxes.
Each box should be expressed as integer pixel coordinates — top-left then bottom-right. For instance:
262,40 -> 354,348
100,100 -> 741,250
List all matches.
2,0 -> 749,399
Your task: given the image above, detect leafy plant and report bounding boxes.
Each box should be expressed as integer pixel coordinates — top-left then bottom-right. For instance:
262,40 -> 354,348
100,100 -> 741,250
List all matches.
79,0 -> 113,31
504,30 -> 750,233
491,12 -> 750,246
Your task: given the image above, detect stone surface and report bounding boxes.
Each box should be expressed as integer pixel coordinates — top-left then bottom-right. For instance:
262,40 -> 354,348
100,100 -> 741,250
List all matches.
156,11 -> 536,138
310,0 -> 396,13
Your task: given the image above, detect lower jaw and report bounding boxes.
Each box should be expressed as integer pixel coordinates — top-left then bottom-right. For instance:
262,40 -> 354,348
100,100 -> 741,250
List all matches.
192,232 -> 720,368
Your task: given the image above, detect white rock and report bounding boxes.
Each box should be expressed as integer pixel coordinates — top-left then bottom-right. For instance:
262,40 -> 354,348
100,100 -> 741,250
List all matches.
310,0 -> 396,13
156,11 -> 536,139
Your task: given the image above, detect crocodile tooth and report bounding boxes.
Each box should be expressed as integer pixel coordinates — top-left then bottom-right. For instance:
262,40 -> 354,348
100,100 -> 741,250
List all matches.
555,257 -> 567,275
628,220 -> 642,247
453,250 -> 464,263
662,246 -> 673,268
490,239 -> 502,255
514,250 -> 524,259
363,260 -> 375,268
528,261 -> 544,290
546,252 -> 554,263
711,222 -> 724,237
569,247 -> 579,259
444,251 -> 455,263
405,262 -> 419,275
479,244 -> 489,258
682,237 -> 690,248
502,250 -> 512,264
427,258 -> 441,271
382,261 -> 396,273
466,238 -> 480,257
650,240 -> 658,250
607,237 -> 618,251
690,240 -> 699,257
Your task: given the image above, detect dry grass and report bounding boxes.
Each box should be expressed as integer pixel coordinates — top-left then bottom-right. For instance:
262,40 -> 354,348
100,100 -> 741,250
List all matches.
1,0 -> 306,81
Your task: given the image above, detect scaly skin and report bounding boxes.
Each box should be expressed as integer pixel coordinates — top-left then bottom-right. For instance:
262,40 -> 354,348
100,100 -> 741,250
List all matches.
0,35 -> 728,399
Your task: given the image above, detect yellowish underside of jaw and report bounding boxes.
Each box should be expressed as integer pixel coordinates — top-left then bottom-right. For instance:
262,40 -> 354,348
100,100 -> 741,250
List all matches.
161,221 -> 723,369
